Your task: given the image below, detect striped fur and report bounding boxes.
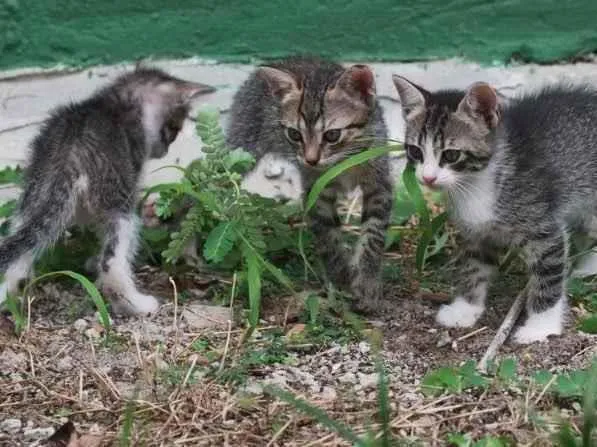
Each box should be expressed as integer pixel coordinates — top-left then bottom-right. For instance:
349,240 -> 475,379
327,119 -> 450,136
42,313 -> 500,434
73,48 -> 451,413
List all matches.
228,57 -> 392,311
394,76 -> 597,343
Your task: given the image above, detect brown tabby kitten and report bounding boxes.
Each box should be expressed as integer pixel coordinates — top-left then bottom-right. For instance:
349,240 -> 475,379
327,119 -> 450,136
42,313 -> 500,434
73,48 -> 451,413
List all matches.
227,57 -> 392,311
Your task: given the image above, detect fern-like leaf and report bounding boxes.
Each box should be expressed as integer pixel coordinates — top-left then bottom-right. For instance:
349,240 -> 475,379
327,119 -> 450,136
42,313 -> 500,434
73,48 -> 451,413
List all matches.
203,221 -> 238,263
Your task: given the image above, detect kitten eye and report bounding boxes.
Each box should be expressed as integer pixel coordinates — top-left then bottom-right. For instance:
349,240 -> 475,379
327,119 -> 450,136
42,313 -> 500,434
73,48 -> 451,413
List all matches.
323,129 -> 342,144
286,127 -> 303,143
405,144 -> 423,162
441,149 -> 461,164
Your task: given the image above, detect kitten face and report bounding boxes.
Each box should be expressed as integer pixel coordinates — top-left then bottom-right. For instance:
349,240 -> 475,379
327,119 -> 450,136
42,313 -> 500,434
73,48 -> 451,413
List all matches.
392,75 -> 501,190
258,64 -> 376,169
113,68 -> 215,158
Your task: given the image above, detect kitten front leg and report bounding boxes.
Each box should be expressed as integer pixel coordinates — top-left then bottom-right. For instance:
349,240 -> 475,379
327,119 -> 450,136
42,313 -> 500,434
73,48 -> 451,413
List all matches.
98,213 -> 160,314
350,179 -> 392,312
514,230 -> 567,344
436,241 -> 497,328
309,187 -> 352,289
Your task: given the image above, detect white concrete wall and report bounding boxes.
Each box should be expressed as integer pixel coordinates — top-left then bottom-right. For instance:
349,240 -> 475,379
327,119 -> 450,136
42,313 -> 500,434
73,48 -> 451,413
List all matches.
2,58 -> 597,201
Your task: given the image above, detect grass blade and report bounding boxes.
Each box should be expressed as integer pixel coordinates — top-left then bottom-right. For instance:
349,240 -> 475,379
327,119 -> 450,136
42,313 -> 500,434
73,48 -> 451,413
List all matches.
265,385 -> 365,446
402,163 -> 429,224
305,145 -> 401,213
242,241 -> 262,328
23,270 -> 111,331
376,357 -> 392,447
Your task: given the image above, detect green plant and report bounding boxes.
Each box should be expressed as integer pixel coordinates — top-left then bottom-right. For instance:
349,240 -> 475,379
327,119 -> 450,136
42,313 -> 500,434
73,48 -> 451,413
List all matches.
447,433 -> 513,447
554,359 -> 597,446
148,110 -> 300,329
402,164 -> 449,272
420,360 -> 488,396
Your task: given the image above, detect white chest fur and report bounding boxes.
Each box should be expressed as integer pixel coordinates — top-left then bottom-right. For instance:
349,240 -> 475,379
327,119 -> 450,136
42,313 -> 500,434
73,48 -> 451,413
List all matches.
449,170 -> 496,231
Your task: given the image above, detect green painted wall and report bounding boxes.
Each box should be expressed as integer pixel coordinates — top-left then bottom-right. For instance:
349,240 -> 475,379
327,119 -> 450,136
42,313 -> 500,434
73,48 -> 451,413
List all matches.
1,0 -> 597,70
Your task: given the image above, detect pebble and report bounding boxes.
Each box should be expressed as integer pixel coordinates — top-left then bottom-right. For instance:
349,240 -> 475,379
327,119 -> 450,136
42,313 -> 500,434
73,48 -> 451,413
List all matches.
23,427 -> 55,441
73,318 -> 88,332
357,373 -> 378,390
358,341 -> 371,354
321,386 -> 337,401
0,418 -> 22,434
338,372 -> 357,385
85,327 -> 101,339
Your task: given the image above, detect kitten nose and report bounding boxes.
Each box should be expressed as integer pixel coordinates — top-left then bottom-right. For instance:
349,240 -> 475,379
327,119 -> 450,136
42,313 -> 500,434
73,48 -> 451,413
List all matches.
423,175 -> 437,185
304,152 -> 320,166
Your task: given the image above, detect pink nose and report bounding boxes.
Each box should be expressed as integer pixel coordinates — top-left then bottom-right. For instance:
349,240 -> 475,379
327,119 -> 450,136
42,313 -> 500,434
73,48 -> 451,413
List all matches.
423,175 -> 437,185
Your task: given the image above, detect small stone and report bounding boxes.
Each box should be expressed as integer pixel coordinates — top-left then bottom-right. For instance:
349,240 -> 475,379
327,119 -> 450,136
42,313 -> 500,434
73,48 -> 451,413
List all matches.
85,327 -> 101,339
357,373 -> 378,390
0,348 -> 27,372
0,418 -> 22,434
436,331 -> 452,348
358,341 -> 371,354
23,427 -> 55,441
56,355 -> 73,371
182,304 -> 232,330
73,318 -> 88,332
338,372 -> 357,385
321,386 -> 337,401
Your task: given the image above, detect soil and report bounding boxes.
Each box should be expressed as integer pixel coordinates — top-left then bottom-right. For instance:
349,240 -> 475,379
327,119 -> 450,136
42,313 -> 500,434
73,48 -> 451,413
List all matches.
1,260 -> 596,446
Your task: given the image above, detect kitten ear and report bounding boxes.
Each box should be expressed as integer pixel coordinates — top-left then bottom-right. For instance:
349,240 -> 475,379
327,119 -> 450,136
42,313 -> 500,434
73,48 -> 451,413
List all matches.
176,81 -> 216,102
458,82 -> 500,128
335,64 -> 376,105
257,67 -> 301,98
392,75 -> 426,119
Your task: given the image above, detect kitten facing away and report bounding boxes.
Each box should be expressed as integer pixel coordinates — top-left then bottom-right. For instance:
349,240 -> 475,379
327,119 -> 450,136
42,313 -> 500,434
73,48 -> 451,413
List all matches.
393,75 -> 597,343
227,57 -> 392,311
0,68 -> 214,315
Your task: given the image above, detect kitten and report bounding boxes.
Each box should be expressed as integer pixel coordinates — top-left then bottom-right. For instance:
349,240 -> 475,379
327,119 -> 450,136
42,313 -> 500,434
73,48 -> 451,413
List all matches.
392,75 -> 597,343
0,67 -> 214,314
227,57 -> 392,311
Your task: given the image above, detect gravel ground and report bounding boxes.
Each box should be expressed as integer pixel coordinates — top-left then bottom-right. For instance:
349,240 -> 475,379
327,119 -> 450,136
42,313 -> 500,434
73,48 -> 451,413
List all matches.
1,260 -> 596,446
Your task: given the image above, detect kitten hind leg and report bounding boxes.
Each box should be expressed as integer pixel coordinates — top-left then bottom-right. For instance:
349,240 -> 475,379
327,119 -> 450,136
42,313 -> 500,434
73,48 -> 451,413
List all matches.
98,213 -> 160,314
514,230 -> 567,344
436,242 -> 497,328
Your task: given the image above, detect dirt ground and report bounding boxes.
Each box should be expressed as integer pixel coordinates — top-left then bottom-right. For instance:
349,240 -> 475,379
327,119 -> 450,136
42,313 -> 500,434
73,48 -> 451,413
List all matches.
1,259 -> 596,447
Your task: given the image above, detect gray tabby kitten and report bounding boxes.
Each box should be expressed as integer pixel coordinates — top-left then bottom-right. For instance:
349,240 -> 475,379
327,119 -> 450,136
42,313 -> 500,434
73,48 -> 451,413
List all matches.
227,57 -> 392,311
0,68 -> 214,314
393,75 -> 597,343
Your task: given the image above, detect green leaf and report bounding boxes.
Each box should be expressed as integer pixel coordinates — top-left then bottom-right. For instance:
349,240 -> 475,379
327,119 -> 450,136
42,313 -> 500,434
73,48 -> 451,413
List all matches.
402,163 -> 430,224
23,271 -> 110,331
579,314 -> 597,334
0,166 -> 23,185
0,200 -> 16,219
203,221 -> 238,263
305,294 -> 320,326
533,370 -> 554,387
447,433 -> 473,447
497,358 -> 518,382
305,145 -> 401,213
224,148 -> 256,173
140,182 -> 181,204
415,228 -> 433,272
243,242 -> 262,328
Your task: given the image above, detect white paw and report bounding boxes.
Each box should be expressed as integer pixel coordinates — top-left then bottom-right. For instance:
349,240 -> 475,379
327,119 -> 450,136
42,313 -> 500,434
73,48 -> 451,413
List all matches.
513,298 -> 565,344
436,296 -> 484,328
127,293 -> 161,315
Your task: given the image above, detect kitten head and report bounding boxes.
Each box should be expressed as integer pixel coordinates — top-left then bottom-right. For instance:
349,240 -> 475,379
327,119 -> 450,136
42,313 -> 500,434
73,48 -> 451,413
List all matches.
258,63 -> 377,169
392,75 -> 502,190
112,67 -> 215,158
